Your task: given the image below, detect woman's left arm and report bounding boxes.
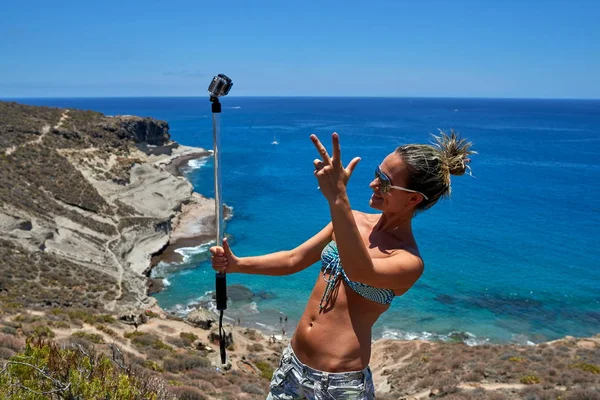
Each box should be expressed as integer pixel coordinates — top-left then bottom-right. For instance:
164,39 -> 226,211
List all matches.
311,133 -> 423,291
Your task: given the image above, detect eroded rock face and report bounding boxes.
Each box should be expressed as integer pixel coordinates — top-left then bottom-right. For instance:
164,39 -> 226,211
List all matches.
114,116 -> 170,145
147,278 -> 165,295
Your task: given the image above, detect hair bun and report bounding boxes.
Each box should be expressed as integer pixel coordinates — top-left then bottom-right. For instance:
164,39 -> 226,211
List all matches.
433,129 -> 476,177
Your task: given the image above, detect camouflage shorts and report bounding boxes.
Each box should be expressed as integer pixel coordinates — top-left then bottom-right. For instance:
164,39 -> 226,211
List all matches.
266,344 -> 376,399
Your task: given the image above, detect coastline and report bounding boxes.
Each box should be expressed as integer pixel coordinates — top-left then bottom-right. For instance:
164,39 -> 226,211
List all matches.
159,148 -> 212,177
3,101 -> 600,399
145,148 -> 600,351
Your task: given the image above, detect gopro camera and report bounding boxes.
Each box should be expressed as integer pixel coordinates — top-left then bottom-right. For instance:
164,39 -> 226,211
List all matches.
208,74 -> 233,98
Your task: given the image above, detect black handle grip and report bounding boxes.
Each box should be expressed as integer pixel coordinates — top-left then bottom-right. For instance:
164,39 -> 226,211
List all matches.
216,272 -> 227,311
220,334 -> 227,364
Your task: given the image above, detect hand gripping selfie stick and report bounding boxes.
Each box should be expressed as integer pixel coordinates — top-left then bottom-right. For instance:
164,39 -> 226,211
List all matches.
208,74 -> 233,364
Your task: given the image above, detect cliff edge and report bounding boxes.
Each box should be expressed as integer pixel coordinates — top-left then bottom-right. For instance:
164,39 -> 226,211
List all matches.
0,101 -> 212,314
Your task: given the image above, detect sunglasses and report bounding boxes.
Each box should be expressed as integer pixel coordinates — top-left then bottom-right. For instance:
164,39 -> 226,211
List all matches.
375,166 -> 429,200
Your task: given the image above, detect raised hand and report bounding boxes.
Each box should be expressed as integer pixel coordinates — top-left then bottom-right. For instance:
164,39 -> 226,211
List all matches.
311,133 -> 360,203
209,238 -> 239,274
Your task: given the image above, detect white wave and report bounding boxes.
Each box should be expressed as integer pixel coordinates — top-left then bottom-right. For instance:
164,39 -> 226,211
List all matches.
150,261 -> 177,278
226,106 -> 241,109
204,300 -> 217,313
381,329 -> 435,341
174,241 -> 214,263
380,328 -> 490,346
255,322 -> 277,331
168,297 -> 218,318
240,301 -> 260,315
224,204 -> 234,221
187,157 -> 209,171
510,333 -> 536,346
169,303 -> 196,317
162,278 -> 171,287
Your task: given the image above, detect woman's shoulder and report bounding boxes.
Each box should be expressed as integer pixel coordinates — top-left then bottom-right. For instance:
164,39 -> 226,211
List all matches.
351,210 -> 381,224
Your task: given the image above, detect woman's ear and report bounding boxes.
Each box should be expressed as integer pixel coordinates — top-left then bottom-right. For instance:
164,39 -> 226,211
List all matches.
408,193 -> 423,207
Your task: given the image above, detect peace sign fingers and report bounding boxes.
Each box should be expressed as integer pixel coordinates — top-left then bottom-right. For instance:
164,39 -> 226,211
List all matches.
310,134 -> 332,165
331,132 -> 342,167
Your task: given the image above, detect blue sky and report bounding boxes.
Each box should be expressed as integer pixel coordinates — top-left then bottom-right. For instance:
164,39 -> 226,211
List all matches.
1,0 -> 598,98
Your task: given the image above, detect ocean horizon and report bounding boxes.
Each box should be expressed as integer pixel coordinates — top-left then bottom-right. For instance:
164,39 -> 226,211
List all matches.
5,96 -> 600,101
8,96 -> 600,346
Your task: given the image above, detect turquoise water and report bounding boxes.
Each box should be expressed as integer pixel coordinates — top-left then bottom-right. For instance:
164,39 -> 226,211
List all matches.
11,97 -> 600,344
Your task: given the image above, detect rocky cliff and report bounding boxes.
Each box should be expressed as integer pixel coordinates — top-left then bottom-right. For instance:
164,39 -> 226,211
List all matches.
0,101 -> 211,314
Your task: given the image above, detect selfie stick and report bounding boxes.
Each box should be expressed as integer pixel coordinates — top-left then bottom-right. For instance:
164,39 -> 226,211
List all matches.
208,74 -> 233,365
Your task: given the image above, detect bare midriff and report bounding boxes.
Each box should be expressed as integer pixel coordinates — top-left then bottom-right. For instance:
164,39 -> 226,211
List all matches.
290,273 -> 391,372
290,212 -> 416,373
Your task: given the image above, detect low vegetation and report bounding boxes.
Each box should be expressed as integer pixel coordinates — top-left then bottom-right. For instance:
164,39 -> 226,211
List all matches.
0,308 -> 276,399
0,240 -> 119,311
1,308 -> 599,399
0,337 -> 173,399
378,338 -> 600,399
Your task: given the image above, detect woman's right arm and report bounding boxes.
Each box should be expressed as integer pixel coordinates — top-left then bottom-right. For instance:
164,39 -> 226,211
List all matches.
210,222 -> 333,276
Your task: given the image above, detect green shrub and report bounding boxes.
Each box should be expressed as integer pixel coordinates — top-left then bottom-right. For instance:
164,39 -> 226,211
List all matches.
520,375 -> 541,384
570,362 -> 600,374
163,355 -> 211,373
179,331 -> 199,346
1,326 -> 18,335
72,331 -> 105,344
124,330 -> 145,340
145,310 -> 161,319
142,360 -> 164,372
151,339 -> 173,351
96,324 -> 118,337
254,360 -> 274,380
170,386 -> 207,400
0,337 -> 173,399
0,334 -> 25,351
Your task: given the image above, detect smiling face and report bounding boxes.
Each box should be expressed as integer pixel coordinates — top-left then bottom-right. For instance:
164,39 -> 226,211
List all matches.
369,152 -> 424,213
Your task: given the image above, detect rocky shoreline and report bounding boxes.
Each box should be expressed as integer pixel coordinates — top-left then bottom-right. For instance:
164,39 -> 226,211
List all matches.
0,101 -> 221,315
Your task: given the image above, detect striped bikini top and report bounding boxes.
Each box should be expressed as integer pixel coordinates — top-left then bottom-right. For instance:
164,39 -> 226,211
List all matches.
319,241 -> 395,309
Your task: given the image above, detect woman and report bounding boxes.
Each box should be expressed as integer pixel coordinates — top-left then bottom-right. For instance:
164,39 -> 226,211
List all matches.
210,131 -> 474,399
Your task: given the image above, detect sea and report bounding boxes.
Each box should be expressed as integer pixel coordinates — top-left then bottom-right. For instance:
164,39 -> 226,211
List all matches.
7,96 -> 600,345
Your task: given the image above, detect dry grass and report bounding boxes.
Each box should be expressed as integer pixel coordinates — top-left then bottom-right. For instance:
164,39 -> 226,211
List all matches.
0,240 -> 120,311
382,338 -> 600,399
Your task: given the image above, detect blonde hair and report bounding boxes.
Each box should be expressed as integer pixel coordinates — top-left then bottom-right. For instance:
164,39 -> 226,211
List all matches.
395,129 -> 475,211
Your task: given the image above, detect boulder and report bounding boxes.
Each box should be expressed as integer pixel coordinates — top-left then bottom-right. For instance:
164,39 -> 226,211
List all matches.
146,278 -> 164,295
118,311 -> 148,328
216,284 -> 254,302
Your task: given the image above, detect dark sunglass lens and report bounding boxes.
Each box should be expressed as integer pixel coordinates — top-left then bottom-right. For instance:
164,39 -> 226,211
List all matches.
375,167 -> 390,193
